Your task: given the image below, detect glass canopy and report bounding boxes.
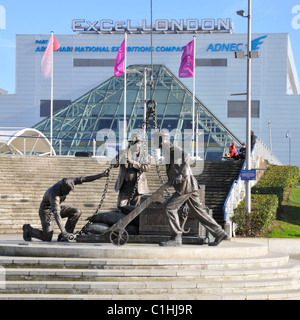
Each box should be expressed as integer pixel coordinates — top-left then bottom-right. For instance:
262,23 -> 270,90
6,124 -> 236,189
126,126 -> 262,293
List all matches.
33,64 -> 241,159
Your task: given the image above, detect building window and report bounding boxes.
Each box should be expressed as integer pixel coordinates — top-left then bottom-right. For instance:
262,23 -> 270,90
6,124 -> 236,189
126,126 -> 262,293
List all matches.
227,100 -> 260,118
196,59 -> 227,67
40,100 -> 71,117
73,59 -> 116,67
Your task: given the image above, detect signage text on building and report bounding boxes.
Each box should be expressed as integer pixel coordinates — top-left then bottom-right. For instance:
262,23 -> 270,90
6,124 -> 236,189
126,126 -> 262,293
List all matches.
72,18 -> 232,33
35,42 -> 184,54
206,35 -> 267,52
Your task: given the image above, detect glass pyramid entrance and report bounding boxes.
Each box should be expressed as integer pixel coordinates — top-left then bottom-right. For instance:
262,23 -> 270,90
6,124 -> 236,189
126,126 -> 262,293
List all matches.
33,65 -> 241,159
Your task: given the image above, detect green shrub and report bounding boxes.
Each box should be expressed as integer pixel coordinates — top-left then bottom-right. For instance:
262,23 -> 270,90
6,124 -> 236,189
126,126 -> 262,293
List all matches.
252,165 -> 300,204
232,194 -> 278,236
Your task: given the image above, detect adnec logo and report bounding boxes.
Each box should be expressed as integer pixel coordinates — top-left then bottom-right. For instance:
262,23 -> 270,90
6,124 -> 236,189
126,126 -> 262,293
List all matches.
206,35 -> 267,52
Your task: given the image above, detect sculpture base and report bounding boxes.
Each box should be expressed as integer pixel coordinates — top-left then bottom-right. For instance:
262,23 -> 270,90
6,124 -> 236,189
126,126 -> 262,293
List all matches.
76,233 -> 209,245
0,236 -> 269,260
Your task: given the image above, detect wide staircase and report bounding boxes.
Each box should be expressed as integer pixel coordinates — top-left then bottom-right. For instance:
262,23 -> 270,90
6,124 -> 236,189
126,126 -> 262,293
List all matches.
197,160 -> 244,227
0,155 -> 242,235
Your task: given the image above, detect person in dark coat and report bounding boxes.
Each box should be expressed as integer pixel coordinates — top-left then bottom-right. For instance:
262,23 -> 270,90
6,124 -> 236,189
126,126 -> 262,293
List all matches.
251,131 -> 257,150
22,170 -> 109,242
239,143 -> 246,160
152,130 -> 228,247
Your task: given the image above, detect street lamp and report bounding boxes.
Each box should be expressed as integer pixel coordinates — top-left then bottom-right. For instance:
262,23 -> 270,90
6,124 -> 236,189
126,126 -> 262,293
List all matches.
236,10 -> 246,17
268,121 -> 272,153
286,131 -> 292,165
235,0 -> 253,213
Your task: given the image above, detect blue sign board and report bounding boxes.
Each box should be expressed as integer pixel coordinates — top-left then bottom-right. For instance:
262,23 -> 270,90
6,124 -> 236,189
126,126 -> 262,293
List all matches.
241,170 -> 256,181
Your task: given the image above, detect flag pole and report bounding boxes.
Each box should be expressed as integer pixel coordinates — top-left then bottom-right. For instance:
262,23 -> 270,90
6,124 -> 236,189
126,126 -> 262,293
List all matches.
192,35 -> 196,159
50,31 -> 54,156
123,32 -> 127,150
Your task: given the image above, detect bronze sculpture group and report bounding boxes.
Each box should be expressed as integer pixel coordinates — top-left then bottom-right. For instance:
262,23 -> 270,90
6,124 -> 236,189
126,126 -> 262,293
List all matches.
22,131 -> 227,247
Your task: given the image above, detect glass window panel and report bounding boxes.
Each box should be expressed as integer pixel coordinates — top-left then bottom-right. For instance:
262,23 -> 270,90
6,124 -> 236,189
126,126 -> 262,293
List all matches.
108,77 -> 123,90
155,103 -> 166,115
66,105 -> 86,117
116,103 -> 133,115
96,118 -> 113,131
153,89 -> 169,103
104,90 -> 122,103
168,90 -> 185,103
183,95 -> 193,105
161,119 -> 180,131
126,90 -> 138,103
89,91 -> 105,104
164,104 -> 182,115
126,104 -> 133,115
85,104 -> 102,117
181,118 -> 193,130
52,120 -> 63,131
100,104 -> 117,116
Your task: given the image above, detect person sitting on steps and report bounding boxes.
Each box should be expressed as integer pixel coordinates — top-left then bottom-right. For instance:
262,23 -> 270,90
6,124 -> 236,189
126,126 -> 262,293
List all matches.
229,142 -> 239,160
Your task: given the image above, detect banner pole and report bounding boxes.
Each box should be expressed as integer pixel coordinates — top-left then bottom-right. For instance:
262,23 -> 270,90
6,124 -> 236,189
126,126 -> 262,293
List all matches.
192,36 -> 196,158
123,32 -> 127,150
50,31 -> 54,156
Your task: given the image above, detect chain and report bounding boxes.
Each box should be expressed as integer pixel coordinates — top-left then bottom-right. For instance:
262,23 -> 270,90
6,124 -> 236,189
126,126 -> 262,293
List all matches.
95,165 -> 114,213
145,100 -> 171,197
128,167 -> 142,204
79,161 -> 117,234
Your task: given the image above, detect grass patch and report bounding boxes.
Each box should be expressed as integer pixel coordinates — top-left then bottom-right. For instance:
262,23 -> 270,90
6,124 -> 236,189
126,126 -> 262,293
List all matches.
266,187 -> 300,238
287,188 -> 300,207
267,221 -> 300,238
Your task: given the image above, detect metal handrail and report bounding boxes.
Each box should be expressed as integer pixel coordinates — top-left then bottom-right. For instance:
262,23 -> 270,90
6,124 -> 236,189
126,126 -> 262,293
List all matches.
223,138 -> 282,237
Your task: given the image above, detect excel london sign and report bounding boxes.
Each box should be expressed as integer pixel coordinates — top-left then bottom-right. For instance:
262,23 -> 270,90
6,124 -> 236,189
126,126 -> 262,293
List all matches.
72,18 -> 233,33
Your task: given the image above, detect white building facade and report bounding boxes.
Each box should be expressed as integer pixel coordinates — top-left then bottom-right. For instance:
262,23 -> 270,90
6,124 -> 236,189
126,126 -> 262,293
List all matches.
0,20 -> 299,166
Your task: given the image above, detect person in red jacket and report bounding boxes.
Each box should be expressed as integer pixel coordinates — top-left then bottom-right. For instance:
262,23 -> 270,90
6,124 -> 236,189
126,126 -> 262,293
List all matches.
229,142 -> 239,160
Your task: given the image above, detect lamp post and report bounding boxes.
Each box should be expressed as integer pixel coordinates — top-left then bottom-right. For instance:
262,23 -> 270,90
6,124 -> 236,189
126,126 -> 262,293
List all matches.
236,0 -> 252,213
268,121 -> 272,153
286,131 -> 292,165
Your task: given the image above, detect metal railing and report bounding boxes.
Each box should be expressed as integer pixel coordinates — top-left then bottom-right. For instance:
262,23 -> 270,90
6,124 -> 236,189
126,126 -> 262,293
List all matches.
223,138 -> 282,237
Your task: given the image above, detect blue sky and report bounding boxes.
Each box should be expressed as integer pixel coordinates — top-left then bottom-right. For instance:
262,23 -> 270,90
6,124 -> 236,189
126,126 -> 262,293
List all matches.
0,0 -> 300,93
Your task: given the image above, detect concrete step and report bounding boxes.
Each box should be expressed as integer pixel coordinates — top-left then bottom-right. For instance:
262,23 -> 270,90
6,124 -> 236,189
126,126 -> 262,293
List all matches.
0,237 -> 300,300
0,252 -> 289,270
1,291 -> 300,300
0,241 -> 270,260
1,275 -> 300,296
4,261 -> 299,282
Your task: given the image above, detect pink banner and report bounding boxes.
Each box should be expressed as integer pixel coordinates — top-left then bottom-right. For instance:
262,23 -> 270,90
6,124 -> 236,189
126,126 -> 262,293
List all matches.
114,39 -> 126,77
41,35 -> 61,78
179,40 -> 194,78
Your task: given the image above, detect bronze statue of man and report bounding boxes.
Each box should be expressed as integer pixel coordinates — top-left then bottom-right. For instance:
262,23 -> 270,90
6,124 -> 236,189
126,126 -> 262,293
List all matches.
22,170 -> 109,242
115,135 -> 150,210
152,130 -> 228,247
